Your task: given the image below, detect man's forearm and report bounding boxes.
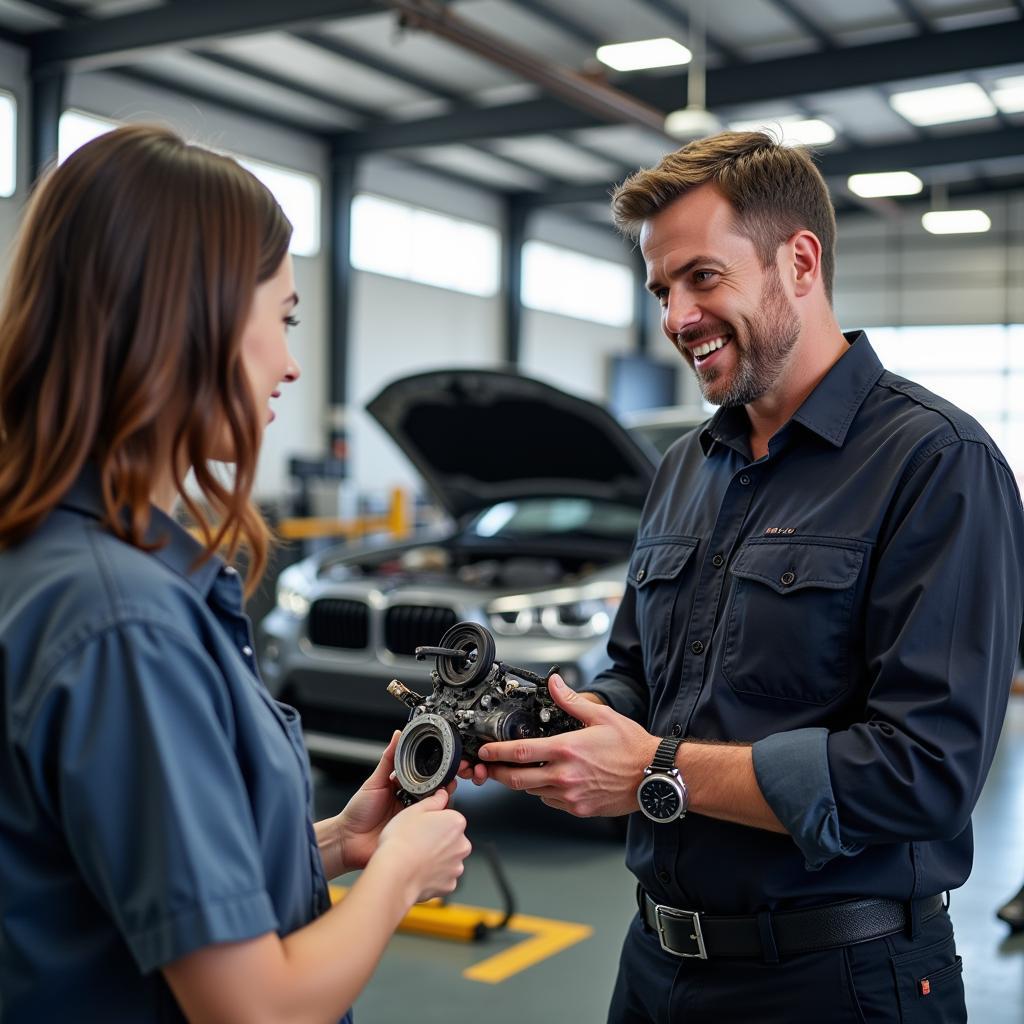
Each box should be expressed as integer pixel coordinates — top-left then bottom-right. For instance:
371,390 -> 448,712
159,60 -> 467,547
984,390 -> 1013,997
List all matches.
678,741 -> 787,835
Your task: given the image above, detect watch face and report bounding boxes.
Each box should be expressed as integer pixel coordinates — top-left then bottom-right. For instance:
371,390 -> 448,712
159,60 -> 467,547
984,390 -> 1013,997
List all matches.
639,776 -> 682,821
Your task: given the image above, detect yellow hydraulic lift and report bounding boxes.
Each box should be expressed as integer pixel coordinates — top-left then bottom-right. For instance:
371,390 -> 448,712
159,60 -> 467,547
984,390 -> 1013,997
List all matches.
277,485 -> 411,544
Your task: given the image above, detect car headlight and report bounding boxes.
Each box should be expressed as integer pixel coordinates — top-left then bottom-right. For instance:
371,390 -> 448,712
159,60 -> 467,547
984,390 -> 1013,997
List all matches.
486,581 -> 624,640
275,570 -> 312,617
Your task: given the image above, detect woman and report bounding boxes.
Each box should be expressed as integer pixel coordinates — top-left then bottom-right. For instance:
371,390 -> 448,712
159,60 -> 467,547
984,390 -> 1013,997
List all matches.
0,124 -> 471,1023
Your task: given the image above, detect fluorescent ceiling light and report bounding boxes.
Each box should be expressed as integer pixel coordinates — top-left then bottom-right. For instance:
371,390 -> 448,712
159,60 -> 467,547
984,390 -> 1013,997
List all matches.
921,209 -> 991,234
596,37 -> 692,72
847,171 -> 923,198
889,82 -> 997,126
992,75 -> 1024,114
728,116 -> 836,146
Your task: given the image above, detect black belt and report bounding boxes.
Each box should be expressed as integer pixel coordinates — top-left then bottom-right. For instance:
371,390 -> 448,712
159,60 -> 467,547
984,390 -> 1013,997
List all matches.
640,889 -> 946,960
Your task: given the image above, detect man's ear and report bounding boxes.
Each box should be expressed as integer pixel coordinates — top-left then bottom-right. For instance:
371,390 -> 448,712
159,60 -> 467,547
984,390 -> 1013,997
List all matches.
788,230 -> 822,299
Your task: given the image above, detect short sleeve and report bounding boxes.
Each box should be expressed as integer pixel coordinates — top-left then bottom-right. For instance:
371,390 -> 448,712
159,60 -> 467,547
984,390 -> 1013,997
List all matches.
24,620 -> 278,973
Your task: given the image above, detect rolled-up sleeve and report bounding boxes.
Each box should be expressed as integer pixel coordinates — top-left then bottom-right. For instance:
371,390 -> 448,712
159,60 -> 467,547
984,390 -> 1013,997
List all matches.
757,438 -> 1024,867
24,620 -> 279,973
753,728 -> 864,870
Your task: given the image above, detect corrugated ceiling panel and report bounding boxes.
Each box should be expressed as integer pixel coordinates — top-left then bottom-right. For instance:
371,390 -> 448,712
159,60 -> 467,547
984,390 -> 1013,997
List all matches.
488,133 -> 622,182
211,33 -> 436,112
137,51 -> 357,130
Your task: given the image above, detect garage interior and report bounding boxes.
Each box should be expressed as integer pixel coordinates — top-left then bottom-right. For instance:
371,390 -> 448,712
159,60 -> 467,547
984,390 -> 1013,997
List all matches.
1,0 -> 1023,1020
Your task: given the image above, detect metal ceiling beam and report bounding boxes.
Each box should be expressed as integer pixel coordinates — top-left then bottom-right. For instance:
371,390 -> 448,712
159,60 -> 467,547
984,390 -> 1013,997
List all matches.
30,0 -> 382,74
633,0 -> 742,64
515,125 -> 1024,207
509,0 -> 604,48
378,0 -> 667,132
112,66 -> 336,137
766,0 -> 835,48
191,48 -> 372,121
0,24 -> 27,46
889,0 -> 932,34
334,20 -> 1024,152
287,30 -> 568,190
280,29 -> 561,185
819,126 -> 1024,177
289,29 -> 467,104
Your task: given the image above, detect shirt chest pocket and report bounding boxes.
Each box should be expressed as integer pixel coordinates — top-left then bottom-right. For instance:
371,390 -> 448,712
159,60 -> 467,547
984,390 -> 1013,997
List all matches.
722,540 -> 866,705
628,537 -> 699,684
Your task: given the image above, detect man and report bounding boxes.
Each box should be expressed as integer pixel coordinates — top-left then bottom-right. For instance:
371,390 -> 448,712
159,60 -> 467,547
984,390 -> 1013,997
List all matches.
465,132 -> 1024,1022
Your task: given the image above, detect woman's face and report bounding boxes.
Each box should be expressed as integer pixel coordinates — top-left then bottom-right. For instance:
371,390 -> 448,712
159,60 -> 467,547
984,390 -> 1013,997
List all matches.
242,253 -> 302,429
206,253 -> 302,465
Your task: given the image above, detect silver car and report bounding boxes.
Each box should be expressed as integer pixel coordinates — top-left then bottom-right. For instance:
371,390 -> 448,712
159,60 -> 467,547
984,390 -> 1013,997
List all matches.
258,369 -> 700,770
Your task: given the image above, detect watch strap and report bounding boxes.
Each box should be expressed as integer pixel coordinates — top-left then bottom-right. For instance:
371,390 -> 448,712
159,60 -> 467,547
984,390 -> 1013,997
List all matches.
650,736 -> 683,771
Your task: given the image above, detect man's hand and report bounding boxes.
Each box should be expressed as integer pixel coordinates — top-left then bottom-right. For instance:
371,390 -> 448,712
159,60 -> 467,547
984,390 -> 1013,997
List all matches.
466,675 -> 659,818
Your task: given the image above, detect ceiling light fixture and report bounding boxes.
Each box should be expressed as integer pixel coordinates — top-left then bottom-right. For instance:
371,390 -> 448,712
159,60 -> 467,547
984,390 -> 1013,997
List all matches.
992,75 -> 1024,114
664,0 -> 721,140
847,171 -> 923,198
596,37 -> 692,73
922,209 -> 991,234
728,116 -> 836,147
889,82 -> 997,127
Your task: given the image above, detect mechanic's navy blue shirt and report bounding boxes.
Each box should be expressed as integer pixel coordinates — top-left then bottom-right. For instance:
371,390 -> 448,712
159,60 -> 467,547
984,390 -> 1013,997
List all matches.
0,468 -> 345,1022
588,332 -> 1024,915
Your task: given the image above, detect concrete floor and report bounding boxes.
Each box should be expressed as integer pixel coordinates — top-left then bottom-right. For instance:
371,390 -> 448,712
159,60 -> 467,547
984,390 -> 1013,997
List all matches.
314,695 -> 1024,1023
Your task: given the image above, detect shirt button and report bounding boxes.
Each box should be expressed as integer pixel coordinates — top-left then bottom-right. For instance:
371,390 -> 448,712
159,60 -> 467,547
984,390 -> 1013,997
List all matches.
224,566 -> 238,576
657,870 -> 671,885
671,723 -> 682,737
242,645 -> 254,657
739,474 -> 751,486
712,553 -> 724,568
690,640 -> 704,655
636,568 -> 646,582
780,571 -> 795,586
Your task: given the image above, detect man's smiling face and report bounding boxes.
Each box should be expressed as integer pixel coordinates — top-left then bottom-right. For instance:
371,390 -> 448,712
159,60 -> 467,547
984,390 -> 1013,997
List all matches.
641,183 -> 801,408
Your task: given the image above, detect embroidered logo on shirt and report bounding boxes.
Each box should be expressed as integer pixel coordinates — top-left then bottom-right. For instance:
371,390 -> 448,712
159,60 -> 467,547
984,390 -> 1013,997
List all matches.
763,527 -> 797,536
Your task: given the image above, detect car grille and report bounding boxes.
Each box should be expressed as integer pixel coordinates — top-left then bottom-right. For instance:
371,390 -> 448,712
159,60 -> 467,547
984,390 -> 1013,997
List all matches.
308,599 -> 370,650
384,604 -> 457,656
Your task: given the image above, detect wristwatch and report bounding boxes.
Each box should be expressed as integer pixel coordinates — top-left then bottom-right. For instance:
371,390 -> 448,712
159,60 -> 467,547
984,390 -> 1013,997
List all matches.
637,737 -> 687,823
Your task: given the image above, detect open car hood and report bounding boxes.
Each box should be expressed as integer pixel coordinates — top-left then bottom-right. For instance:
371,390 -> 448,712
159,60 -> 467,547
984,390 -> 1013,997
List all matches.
366,368 -> 658,519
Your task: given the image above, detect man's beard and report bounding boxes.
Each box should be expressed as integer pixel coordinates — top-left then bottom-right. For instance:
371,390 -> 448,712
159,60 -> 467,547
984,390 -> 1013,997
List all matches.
692,269 -> 800,408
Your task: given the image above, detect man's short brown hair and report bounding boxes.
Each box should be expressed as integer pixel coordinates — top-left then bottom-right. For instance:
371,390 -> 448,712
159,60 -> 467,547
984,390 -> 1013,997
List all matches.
611,130 -> 836,302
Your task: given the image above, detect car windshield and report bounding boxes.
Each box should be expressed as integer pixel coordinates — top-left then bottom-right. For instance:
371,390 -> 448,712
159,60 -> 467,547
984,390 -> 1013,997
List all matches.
464,498 -> 641,541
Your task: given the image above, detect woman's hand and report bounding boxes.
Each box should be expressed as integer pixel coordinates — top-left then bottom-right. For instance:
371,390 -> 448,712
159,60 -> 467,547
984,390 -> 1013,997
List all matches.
374,789 -> 472,902
333,732 -> 406,873
335,731 -> 460,874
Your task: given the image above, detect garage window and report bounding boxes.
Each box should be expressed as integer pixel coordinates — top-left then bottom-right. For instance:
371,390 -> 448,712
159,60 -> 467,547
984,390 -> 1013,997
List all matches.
870,324 -> 1023,479
0,90 -> 15,198
57,109 -> 320,257
350,193 -> 500,297
521,241 -> 633,327
236,157 -> 320,258
58,109 -> 118,165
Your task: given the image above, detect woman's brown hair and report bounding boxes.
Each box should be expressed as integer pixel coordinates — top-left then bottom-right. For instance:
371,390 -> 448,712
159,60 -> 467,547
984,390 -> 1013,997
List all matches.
0,123 -> 292,593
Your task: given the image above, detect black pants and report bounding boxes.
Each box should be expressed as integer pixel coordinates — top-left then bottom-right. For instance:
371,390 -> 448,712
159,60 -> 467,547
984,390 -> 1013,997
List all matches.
608,908 -> 966,1023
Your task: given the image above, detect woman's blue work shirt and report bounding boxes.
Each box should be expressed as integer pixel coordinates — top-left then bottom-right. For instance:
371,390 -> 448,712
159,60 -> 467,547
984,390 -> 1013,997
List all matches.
0,468 -> 350,1023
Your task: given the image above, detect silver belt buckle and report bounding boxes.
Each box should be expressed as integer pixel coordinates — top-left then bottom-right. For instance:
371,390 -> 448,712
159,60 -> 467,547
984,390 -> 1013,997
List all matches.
654,903 -> 707,959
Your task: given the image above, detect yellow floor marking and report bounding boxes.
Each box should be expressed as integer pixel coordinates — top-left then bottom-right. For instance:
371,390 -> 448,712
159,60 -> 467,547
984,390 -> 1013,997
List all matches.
461,912 -> 594,984
329,885 -> 593,983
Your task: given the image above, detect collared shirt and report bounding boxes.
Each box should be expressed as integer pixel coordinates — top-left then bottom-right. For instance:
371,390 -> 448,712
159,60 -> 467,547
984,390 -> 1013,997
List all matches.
0,468 -> 343,1023
588,332 -> 1024,915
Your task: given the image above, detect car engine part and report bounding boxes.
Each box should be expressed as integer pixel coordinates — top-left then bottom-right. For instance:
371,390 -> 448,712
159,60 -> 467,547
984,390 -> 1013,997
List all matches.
386,621 -> 582,804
